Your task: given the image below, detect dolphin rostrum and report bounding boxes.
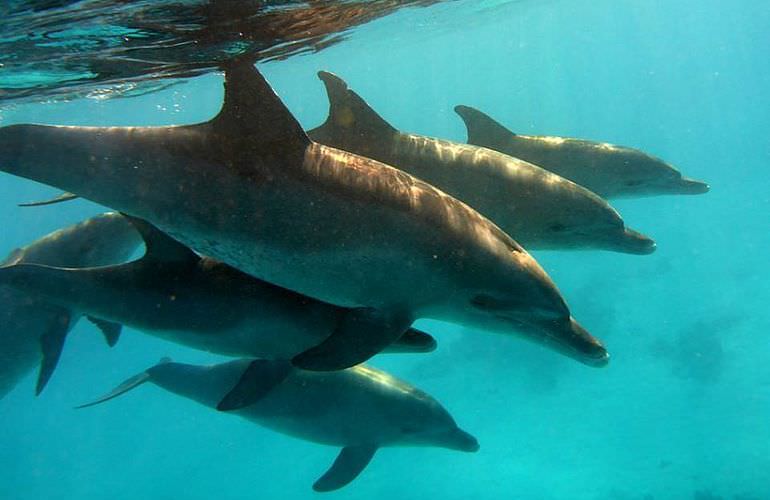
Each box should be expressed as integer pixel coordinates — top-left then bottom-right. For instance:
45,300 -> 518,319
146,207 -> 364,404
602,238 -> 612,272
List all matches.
454,105 -> 709,199
0,215 -> 437,390
77,357 -> 480,492
0,61 -> 608,370
0,213 -> 141,398
308,71 -> 655,254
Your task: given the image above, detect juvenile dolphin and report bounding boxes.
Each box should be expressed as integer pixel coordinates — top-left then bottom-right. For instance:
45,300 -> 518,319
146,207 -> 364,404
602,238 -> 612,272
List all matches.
77,357 -> 479,492
308,71 -> 655,254
0,215 -> 437,371
0,213 -> 141,398
454,105 -> 709,199
0,61 -> 608,370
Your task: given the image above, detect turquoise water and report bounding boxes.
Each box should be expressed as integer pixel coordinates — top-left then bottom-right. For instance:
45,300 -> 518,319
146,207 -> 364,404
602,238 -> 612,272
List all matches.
1,1 -> 769,498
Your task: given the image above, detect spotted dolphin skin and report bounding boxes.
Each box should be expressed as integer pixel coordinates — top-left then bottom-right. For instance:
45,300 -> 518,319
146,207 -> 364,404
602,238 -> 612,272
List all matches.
0,213 -> 142,398
308,71 -> 655,255
454,105 -> 709,199
0,215 -> 438,376
0,61 -> 608,370
77,357 -> 480,492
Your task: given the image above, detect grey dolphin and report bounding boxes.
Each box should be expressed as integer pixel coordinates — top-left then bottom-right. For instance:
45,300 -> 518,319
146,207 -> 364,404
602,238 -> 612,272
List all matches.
0,61 -> 608,370
308,71 -> 655,255
0,215 -> 437,371
0,213 -> 142,398
77,357 -> 479,492
454,105 -> 710,199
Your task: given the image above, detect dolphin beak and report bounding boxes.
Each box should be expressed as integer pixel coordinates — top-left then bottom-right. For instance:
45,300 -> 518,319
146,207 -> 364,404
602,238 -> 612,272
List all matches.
528,316 -> 609,368
616,227 -> 657,255
566,318 -> 610,367
678,177 -> 710,194
439,427 -> 480,452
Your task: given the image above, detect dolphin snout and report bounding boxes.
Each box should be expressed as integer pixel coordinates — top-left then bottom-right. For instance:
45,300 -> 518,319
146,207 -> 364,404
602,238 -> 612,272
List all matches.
618,228 -> 657,255
678,177 -> 710,194
440,427 -> 480,452
568,318 -> 610,367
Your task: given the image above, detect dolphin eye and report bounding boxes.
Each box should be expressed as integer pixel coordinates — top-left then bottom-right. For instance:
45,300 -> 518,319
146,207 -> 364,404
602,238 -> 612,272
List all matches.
625,180 -> 643,187
470,294 -> 508,311
549,223 -> 566,232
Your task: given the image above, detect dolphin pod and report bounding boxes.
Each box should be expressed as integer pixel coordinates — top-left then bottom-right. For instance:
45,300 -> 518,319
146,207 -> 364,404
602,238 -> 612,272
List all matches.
0,213 -> 142,398
77,358 -> 479,492
308,71 -> 656,254
0,61 -> 608,370
454,105 -> 709,199
0,215 -> 438,381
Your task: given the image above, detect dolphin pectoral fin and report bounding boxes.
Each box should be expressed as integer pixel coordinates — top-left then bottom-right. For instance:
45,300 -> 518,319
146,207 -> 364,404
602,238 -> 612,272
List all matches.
36,311 -> 72,396
18,192 -> 79,207
292,308 -> 412,371
313,445 -> 378,492
385,327 -> 437,354
87,316 -> 122,347
216,360 -> 292,412
454,105 -> 514,145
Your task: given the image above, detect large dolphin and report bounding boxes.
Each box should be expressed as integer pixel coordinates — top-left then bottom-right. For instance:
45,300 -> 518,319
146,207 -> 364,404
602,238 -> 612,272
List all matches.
77,357 -> 480,492
0,213 -> 142,398
0,215 -> 437,370
454,105 -> 710,199
0,61 -> 608,370
308,71 -> 655,254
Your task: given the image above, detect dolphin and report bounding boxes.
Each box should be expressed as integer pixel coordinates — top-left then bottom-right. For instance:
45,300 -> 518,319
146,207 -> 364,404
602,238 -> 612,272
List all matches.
0,60 -> 608,370
77,357 -> 480,492
454,105 -> 710,199
308,71 -> 655,255
0,213 -> 142,398
0,215 -> 437,374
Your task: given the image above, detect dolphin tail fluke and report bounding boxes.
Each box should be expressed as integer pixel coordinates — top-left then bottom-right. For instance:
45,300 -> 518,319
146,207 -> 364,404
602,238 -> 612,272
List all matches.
18,192 -> 79,207
36,311 -> 72,396
75,357 -> 172,409
216,359 -> 292,412
454,105 -> 514,145
86,316 -> 123,347
212,60 -> 310,152
292,308 -> 412,371
308,71 -> 397,144
313,444 -> 378,492
386,327 -> 437,354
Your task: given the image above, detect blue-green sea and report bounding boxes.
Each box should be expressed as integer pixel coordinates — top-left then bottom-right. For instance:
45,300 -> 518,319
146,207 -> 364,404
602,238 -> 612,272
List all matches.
1,1 -> 768,498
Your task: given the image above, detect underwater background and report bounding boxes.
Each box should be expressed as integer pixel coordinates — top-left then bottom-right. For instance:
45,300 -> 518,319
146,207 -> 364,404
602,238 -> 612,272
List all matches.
1,0 -> 768,498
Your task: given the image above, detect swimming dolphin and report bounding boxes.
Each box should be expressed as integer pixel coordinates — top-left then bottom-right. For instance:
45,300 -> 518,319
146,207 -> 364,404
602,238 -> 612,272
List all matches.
454,105 -> 709,199
0,213 -> 142,398
0,215 -> 437,374
77,357 -> 480,492
308,71 -> 655,254
0,60 -> 608,370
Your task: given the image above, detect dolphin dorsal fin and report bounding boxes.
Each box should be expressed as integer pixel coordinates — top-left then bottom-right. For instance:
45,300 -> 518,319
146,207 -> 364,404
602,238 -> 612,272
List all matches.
315,71 -> 397,137
1,248 -> 24,266
211,60 -> 310,151
120,214 -> 199,265
454,105 -> 515,144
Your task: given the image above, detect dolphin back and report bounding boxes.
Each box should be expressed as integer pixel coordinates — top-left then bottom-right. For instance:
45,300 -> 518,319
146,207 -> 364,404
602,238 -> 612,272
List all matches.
4,212 -> 141,268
